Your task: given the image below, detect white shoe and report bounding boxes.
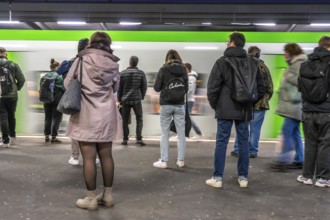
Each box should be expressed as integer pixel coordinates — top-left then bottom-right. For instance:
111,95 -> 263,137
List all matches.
206,177 -> 222,188
297,175 -> 313,185
9,137 -> 16,146
238,176 -> 248,188
153,159 -> 167,169
95,157 -> 100,164
315,178 -> 330,188
176,160 -> 185,168
68,156 -> 79,165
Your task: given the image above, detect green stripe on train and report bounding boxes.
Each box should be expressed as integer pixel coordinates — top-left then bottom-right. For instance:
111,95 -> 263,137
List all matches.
0,30 -> 329,42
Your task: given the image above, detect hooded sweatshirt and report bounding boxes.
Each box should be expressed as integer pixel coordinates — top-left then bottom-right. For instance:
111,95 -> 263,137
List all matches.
188,71 -> 198,102
154,60 -> 188,105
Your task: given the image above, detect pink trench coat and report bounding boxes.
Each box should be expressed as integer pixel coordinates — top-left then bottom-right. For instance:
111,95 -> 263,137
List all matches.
64,48 -> 123,142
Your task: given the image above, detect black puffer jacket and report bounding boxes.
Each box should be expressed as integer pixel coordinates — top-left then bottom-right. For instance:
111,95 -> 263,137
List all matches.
302,47 -> 330,113
154,60 -> 188,105
207,47 -> 265,120
117,67 -> 147,103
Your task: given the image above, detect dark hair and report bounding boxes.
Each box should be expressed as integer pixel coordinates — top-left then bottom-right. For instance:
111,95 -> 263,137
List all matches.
319,36 -> 330,49
50,58 -> 60,71
185,63 -> 192,71
129,56 -> 139,67
165,49 -> 182,63
78,38 -> 89,53
0,47 -> 6,53
248,46 -> 261,58
284,43 -> 304,57
229,32 -> 245,48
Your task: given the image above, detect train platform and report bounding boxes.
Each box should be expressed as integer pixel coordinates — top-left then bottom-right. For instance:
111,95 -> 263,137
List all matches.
0,137 -> 329,220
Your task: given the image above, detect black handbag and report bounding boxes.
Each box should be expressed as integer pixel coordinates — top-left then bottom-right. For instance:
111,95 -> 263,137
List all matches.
170,94 -> 192,137
57,57 -> 83,115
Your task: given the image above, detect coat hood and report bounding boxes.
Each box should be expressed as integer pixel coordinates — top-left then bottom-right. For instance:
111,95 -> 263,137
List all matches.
189,70 -> 198,78
164,60 -> 186,76
290,53 -> 308,65
309,46 -> 330,60
224,47 -> 247,58
0,57 -> 7,65
79,48 -> 120,85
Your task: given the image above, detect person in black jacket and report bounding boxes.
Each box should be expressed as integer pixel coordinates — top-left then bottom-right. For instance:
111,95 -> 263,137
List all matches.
0,47 -> 25,147
118,56 -> 147,146
297,36 -> 330,188
153,49 -> 188,169
206,32 -> 265,188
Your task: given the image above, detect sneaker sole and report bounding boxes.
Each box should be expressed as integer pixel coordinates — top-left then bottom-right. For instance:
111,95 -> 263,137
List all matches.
153,165 -> 167,169
205,183 -> 222,188
315,182 -> 330,188
297,179 -> 313,185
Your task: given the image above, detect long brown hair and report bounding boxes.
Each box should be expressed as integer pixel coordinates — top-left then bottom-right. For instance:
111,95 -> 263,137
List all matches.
165,49 -> 182,64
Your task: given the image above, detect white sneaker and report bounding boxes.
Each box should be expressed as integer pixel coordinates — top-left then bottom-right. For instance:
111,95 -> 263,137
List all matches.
9,137 -> 16,146
153,159 -> 167,169
205,177 -> 222,188
297,175 -> 313,185
315,178 -> 330,188
95,157 -> 100,164
68,156 -> 79,165
238,176 -> 248,188
2,143 -> 9,148
176,160 -> 185,168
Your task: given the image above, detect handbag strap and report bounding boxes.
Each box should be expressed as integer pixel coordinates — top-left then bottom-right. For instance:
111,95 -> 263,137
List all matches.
79,57 -> 83,84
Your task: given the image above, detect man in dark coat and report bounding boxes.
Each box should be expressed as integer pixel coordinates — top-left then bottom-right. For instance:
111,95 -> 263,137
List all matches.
206,32 -> 265,188
118,56 -> 147,146
0,47 -> 25,147
297,36 -> 330,187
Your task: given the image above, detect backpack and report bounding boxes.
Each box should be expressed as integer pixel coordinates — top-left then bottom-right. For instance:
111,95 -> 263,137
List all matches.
298,58 -> 330,103
163,76 -> 186,103
57,59 -> 74,77
0,61 -> 14,96
39,72 -> 59,103
225,57 -> 258,104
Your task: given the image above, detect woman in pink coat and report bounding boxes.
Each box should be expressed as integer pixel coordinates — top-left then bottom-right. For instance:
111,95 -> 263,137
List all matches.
64,32 -> 122,211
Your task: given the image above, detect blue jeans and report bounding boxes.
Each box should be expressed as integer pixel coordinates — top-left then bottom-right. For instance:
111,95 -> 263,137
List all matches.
213,119 -> 249,178
233,110 -> 266,155
277,117 -> 304,163
187,101 -> 202,135
160,105 -> 186,161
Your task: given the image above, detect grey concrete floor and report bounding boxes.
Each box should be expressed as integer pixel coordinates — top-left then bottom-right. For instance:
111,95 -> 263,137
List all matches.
0,137 -> 329,220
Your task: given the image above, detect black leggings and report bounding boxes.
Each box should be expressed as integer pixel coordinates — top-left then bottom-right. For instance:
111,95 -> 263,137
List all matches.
79,142 -> 114,191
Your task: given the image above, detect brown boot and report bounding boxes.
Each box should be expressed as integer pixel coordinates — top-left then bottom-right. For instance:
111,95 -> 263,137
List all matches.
96,187 -> 113,207
76,191 -> 98,211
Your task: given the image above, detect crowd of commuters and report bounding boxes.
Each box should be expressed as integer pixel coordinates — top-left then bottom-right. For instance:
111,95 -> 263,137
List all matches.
1,31 -> 329,211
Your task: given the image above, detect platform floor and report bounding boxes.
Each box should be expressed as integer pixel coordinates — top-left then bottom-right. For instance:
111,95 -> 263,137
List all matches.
0,137 -> 329,220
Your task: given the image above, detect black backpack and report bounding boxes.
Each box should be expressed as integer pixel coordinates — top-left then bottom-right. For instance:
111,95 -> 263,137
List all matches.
0,61 -> 14,95
225,57 -> 258,104
39,73 -> 59,103
163,76 -> 186,103
298,58 -> 330,103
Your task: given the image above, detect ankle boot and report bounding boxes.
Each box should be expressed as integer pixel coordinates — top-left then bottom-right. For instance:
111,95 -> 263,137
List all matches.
76,190 -> 98,211
96,187 -> 113,207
